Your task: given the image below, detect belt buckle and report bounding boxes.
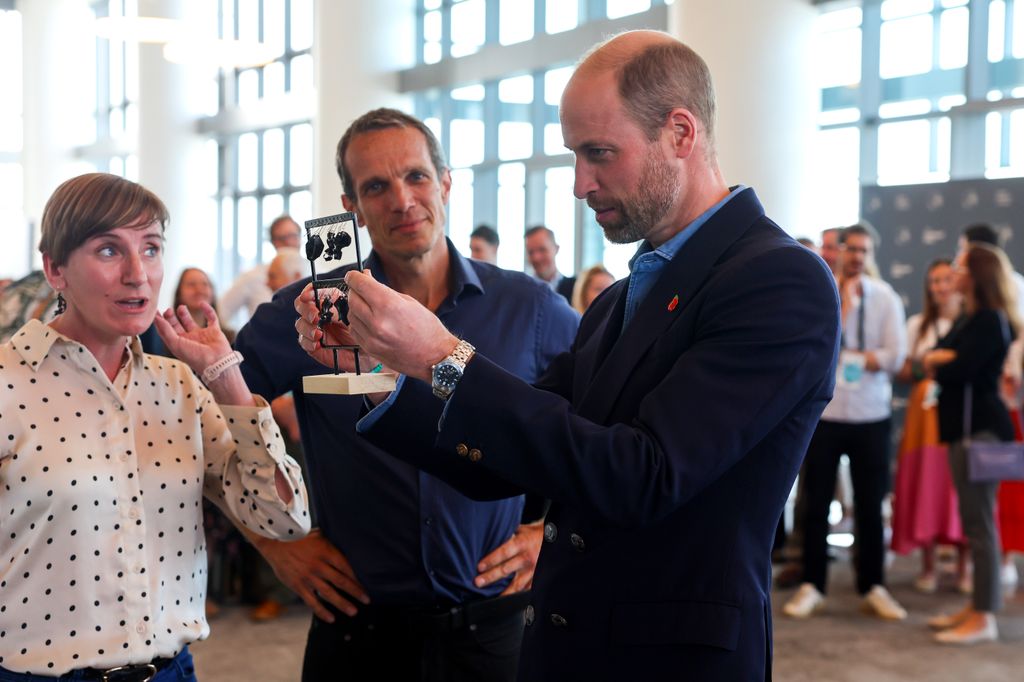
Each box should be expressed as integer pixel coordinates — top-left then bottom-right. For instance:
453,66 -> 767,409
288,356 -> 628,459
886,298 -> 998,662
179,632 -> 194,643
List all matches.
101,664 -> 158,682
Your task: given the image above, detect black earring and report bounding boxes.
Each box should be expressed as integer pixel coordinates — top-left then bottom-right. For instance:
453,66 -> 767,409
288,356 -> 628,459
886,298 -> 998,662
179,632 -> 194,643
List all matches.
305,235 -> 324,261
55,292 -> 67,315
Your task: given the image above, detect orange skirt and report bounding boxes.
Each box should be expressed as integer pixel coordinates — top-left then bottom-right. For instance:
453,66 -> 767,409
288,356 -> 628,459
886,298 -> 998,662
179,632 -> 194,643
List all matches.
891,380 -> 963,553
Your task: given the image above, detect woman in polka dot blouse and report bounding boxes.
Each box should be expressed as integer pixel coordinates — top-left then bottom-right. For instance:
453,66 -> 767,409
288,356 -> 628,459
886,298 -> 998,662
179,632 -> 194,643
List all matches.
0,173 -> 311,681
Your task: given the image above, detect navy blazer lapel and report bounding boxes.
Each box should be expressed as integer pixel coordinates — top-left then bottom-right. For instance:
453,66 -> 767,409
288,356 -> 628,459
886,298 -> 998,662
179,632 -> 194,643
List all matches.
574,189 -> 766,422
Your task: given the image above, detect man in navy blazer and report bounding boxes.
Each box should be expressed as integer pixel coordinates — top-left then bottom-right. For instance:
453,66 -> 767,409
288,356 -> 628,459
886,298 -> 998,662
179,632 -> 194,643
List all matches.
297,31 -> 840,681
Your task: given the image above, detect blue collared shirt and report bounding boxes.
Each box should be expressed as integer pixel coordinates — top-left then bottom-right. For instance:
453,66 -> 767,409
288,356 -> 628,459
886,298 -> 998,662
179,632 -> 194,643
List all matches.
622,186 -> 746,331
235,240 -> 579,606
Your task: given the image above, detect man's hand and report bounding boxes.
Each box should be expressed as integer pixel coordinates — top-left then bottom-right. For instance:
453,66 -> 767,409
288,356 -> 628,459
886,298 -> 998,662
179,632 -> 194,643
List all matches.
474,520 -> 543,595
293,283 -> 384,373
253,529 -> 370,622
343,270 -> 459,382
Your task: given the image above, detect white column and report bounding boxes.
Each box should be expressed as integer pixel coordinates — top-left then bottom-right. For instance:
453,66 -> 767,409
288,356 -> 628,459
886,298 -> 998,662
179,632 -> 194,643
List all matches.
136,0 -> 214,307
669,0 -> 818,236
19,0 -> 97,270
313,0 -> 416,217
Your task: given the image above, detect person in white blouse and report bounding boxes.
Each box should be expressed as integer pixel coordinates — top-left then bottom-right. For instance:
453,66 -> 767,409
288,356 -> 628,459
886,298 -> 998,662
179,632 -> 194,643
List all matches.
0,173 -> 310,681
890,258 -> 968,594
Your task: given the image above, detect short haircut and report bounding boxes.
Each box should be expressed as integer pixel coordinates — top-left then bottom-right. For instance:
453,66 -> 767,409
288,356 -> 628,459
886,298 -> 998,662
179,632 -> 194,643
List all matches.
270,247 -> 307,278
39,173 -> 168,266
335,108 -> 448,200
470,224 -> 499,247
821,227 -> 842,239
962,223 -> 1000,247
268,215 -> 300,240
581,31 -> 716,146
525,225 -> 556,244
840,221 -> 880,247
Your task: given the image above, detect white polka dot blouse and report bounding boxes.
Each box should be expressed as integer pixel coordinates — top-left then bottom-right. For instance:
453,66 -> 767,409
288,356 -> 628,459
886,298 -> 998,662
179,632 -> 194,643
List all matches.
0,320 -> 311,675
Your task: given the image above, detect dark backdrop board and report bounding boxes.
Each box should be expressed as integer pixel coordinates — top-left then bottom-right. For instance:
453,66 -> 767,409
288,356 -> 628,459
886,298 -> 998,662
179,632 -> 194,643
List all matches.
861,178 -> 1024,460
862,177 -> 1024,318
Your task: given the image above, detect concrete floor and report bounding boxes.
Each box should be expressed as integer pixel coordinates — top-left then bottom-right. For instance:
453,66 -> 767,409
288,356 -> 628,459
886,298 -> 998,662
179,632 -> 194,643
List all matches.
190,553 -> 1024,682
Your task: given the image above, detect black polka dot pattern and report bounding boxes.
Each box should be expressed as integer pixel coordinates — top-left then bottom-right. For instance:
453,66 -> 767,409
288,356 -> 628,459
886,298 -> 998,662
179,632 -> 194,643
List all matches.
0,320 -> 310,674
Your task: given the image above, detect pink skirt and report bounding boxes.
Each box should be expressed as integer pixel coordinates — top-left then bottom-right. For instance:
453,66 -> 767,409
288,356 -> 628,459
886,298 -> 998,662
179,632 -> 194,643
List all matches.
891,380 -> 964,554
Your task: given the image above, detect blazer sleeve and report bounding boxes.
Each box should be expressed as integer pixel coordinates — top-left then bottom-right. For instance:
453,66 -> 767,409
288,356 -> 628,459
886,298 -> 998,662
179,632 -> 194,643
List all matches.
363,246 -> 840,528
935,310 -> 1009,387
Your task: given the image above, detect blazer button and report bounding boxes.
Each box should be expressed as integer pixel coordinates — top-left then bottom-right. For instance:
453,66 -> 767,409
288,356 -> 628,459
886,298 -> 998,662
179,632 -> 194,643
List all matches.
570,533 -> 585,552
543,522 -> 557,543
550,613 -> 568,627
456,443 -> 469,457
468,448 -> 482,462
524,605 -> 535,626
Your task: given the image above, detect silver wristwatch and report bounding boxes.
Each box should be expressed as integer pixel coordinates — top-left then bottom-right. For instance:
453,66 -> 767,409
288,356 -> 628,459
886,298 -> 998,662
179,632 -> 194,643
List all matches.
431,339 -> 476,400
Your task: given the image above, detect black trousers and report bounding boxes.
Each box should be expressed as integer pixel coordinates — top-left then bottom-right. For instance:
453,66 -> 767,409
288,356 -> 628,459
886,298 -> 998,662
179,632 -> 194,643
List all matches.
301,593 -> 527,682
801,418 -> 892,595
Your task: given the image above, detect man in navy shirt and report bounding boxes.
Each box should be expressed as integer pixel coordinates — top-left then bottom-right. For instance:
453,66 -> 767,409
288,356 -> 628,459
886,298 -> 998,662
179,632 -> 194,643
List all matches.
234,108 -> 578,682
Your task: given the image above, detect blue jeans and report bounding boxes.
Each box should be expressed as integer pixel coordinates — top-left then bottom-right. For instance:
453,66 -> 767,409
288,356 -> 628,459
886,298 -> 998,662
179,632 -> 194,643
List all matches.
0,648 -> 196,682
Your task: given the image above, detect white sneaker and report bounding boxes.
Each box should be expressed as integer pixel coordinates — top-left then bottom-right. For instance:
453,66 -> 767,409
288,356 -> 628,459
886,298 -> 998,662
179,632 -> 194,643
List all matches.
1000,561 -> 1019,588
783,583 -> 825,618
861,585 -> 907,620
914,572 -> 938,594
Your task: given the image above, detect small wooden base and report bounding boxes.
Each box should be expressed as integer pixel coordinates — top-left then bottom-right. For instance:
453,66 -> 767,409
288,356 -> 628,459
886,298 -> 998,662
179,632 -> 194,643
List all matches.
303,372 -> 398,395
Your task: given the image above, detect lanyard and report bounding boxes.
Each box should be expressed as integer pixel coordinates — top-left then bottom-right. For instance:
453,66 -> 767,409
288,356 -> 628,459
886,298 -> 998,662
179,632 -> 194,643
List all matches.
841,289 -> 867,352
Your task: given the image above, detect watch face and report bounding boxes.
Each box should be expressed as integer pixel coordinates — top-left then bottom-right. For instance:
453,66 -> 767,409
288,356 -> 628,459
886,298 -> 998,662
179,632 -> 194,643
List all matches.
434,363 -> 462,390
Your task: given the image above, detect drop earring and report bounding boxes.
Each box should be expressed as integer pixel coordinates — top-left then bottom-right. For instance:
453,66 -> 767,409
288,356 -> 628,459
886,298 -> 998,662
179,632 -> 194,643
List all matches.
55,292 -> 67,316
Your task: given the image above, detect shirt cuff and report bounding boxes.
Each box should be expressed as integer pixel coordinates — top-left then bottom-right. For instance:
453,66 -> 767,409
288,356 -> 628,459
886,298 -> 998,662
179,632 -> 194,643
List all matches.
220,395 -> 286,465
355,374 -> 407,433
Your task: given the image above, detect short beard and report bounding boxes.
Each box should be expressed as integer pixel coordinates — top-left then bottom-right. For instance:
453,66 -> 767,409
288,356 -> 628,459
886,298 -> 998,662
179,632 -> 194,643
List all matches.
602,149 -> 679,245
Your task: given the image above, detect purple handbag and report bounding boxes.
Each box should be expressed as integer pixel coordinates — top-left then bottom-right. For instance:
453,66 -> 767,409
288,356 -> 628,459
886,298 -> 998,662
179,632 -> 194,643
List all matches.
964,385 -> 1024,483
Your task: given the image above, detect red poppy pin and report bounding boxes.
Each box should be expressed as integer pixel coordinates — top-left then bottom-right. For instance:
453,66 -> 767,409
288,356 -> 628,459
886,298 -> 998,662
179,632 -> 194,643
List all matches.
667,294 -> 679,312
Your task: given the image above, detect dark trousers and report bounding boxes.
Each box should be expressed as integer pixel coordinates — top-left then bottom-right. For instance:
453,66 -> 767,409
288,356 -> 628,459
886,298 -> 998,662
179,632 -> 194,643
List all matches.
302,593 -> 527,682
801,418 -> 892,595
948,434 -> 1003,612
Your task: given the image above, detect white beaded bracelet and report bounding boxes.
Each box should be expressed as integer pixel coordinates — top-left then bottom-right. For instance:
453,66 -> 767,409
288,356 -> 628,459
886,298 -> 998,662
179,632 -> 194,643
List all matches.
201,350 -> 244,384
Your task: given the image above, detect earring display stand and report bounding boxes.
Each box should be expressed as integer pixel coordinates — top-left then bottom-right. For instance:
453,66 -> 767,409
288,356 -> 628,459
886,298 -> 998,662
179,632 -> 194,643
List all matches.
301,212 -> 397,396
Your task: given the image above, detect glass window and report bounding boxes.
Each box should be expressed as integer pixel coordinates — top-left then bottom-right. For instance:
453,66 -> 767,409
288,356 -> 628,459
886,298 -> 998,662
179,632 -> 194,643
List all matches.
450,119 -> 485,167
264,0 -> 286,59
808,126 -> 860,229
989,0 -> 1006,62
238,132 -> 259,192
546,0 -> 578,34
236,196 -> 260,268
290,53 -> 314,93
448,168 -> 475,256
985,108 -> 1024,176
290,0 -> 314,51
1015,0 -> 1024,58
880,15 -> 933,78
497,163 -> 526,270
451,0 -> 486,58
500,0 -> 533,45
607,0 -> 652,20
545,167 -> 576,277
290,123 -> 313,187
498,122 -> 532,160
0,10 -> 24,154
263,128 -> 285,190
938,6 -> 969,69
881,0 -> 934,21
877,118 -> 950,185
288,190 -> 312,222
499,75 -> 533,104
